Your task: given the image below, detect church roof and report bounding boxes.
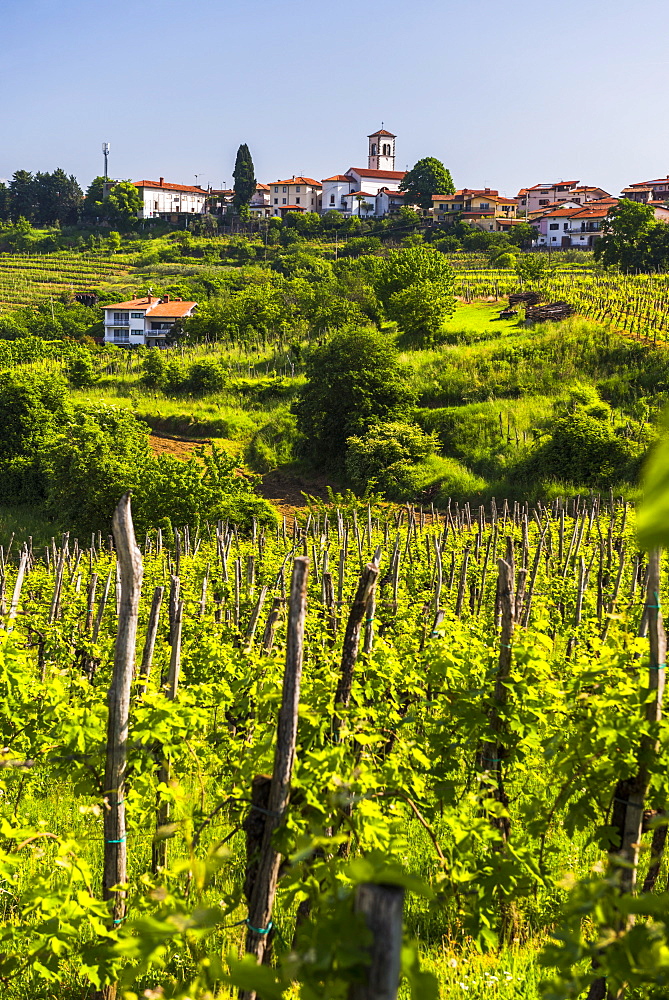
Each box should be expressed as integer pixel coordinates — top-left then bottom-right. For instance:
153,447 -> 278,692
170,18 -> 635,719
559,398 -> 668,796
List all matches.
368,129 -> 396,138
348,167 -> 406,180
322,174 -> 351,182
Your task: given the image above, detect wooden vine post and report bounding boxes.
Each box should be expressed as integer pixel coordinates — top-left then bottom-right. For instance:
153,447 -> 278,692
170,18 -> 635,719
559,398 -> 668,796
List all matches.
588,546 -> 666,1000
350,883 -> 405,1000
241,556 -> 309,995
102,494 -> 143,1000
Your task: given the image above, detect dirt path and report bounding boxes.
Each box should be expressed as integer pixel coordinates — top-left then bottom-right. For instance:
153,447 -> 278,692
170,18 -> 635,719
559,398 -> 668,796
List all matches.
149,433 -> 339,516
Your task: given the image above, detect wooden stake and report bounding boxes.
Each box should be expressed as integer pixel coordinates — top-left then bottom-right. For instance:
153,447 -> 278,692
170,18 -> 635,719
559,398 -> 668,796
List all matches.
242,556 -> 309,988
102,495 -> 143,1000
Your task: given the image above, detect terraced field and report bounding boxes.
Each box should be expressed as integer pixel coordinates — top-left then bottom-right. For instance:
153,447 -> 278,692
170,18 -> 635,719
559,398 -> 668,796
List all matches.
0,251 -> 135,310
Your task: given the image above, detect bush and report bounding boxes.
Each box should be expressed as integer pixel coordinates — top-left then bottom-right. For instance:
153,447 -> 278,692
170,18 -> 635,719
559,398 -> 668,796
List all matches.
293,326 -> 416,471
141,349 -> 166,388
0,368 -> 70,460
67,354 -> 100,389
186,359 -> 228,394
246,412 -> 299,472
386,279 -> 456,347
345,421 -> 436,499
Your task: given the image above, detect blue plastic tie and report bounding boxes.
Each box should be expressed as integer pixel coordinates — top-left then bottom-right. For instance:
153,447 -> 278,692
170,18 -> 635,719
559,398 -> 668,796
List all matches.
247,918 -> 273,935
106,836 -> 126,844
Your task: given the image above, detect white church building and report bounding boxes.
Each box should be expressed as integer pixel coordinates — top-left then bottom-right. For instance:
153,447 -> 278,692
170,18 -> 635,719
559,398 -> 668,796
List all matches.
321,129 -> 409,217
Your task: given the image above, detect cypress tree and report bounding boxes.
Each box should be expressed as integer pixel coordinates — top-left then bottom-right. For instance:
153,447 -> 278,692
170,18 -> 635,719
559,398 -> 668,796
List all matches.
232,144 -> 256,210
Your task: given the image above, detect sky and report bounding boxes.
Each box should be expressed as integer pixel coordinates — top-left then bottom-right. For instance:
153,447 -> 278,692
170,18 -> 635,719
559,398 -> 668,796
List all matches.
1,0 -> 668,199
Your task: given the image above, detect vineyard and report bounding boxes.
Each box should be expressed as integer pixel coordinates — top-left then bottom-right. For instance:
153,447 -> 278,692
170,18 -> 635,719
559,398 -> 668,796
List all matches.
0,491 -> 668,999
0,252 -> 135,311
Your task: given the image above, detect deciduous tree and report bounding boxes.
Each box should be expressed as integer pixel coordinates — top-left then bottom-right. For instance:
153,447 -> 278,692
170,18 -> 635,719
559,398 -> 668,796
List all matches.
399,157 -> 455,210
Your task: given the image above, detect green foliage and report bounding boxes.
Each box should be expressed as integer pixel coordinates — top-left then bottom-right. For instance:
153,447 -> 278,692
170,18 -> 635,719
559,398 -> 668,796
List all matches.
399,157 -> 455,210
374,246 -> 455,310
66,353 -> 101,388
387,279 -> 456,347
232,143 -> 256,210
0,368 -> 70,461
293,326 -> 416,470
104,180 -> 143,229
345,420 -> 436,499
594,198 -> 664,272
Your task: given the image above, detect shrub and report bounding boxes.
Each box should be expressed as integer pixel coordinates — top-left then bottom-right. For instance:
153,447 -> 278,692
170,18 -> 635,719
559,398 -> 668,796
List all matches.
386,279 -> 456,347
0,368 -> 70,460
186,359 -> 228,394
293,326 -> 416,471
246,411 -> 300,472
67,354 -> 100,389
141,349 -> 167,388
345,421 -> 436,499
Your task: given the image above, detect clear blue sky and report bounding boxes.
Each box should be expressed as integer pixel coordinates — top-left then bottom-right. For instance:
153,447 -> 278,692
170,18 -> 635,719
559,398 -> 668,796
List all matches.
2,0 -> 667,199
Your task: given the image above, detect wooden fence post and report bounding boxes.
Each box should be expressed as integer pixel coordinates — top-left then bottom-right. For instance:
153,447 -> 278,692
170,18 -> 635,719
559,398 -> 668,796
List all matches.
102,494 -> 143,1000
241,556 -> 309,992
350,883 -> 405,1000
335,563 -> 379,724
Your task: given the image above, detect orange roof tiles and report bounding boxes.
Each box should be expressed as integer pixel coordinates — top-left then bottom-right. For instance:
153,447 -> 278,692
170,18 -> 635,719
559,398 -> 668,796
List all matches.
104,295 -> 196,317
368,129 -> 396,137
322,174 -> 351,182
134,179 -> 207,194
349,167 -> 406,179
273,176 -> 322,187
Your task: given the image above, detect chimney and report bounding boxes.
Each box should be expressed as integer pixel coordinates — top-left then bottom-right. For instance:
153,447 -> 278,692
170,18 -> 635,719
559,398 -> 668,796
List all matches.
159,177 -> 164,186
163,293 -> 170,303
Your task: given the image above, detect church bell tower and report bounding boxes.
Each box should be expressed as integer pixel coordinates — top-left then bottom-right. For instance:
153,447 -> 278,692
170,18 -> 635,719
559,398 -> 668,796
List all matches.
368,128 -> 396,171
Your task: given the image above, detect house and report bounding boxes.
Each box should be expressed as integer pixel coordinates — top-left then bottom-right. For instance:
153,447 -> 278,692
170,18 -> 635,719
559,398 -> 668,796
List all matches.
269,177 -> 322,216
250,184 -> 272,217
320,129 -> 407,216
432,189 -> 517,230
208,188 -> 234,215
103,294 -> 197,348
133,179 -> 208,220
621,176 -> 669,204
515,181 -> 608,216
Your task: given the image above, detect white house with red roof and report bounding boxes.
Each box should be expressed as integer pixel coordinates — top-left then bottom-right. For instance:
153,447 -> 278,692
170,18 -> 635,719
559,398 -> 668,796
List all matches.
133,178 -> 208,220
530,198 -> 669,248
103,294 -> 197,348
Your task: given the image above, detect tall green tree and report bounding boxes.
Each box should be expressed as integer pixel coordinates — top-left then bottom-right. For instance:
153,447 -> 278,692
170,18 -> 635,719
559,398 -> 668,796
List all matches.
399,157 -> 455,210
232,144 -> 256,211
595,199 -> 660,271
9,170 -> 37,222
104,181 -> 142,229
0,182 -> 10,221
33,169 -> 83,225
82,176 -> 107,220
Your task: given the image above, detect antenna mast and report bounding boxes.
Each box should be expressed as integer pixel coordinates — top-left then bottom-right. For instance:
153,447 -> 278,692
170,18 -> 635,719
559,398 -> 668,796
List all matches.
102,142 -> 110,182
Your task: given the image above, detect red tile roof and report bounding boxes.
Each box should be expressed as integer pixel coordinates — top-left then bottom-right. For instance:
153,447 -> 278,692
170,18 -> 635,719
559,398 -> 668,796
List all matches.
149,301 -> 197,317
273,176 -> 322,187
134,179 -> 207,194
322,174 -> 351,182
348,167 -> 406,179
104,295 -> 196,317
368,129 -> 396,137
344,191 -> 377,199
626,176 -> 669,188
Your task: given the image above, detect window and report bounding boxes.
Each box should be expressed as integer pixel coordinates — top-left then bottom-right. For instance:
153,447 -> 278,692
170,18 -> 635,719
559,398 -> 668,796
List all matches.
330,195 -> 335,204
274,186 -> 278,193
479,203 -> 489,210
130,312 -> 143,318
131,329 -> 143,337
113,312 -> 129,324
295,186 -> 301,192
154,201 -> 158,209
549,223 -> 559,230
295,197 -> 300,204
371,143 -> 377,155
563,223 -> 569,230
274,198 -> 278,205
282,198 -> 286,205
282,186 -> 287,193
112,329 -> 128,341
